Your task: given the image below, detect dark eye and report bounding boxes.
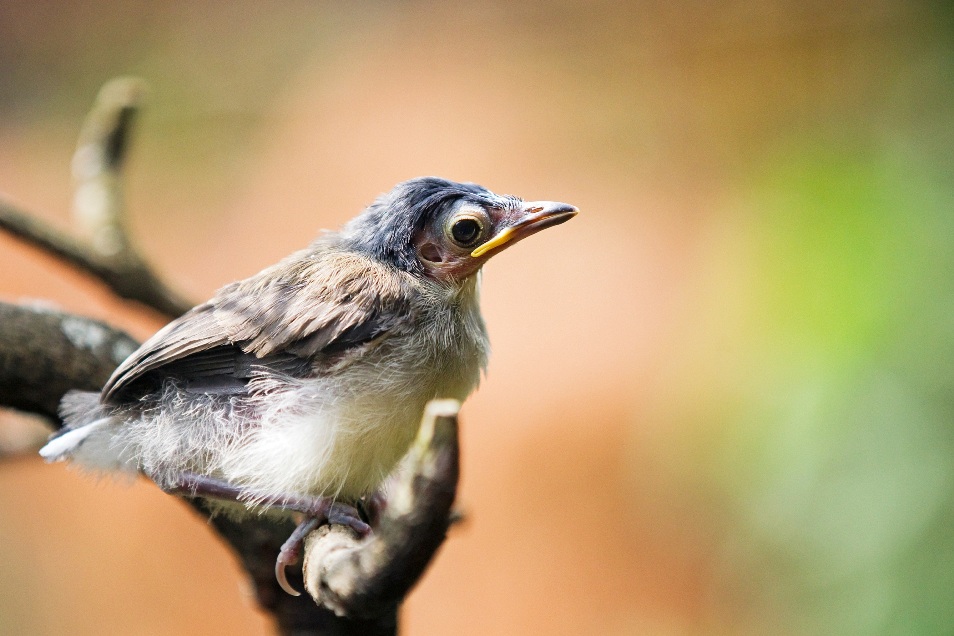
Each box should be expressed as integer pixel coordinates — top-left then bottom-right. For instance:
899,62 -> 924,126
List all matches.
450,217 -> 482,247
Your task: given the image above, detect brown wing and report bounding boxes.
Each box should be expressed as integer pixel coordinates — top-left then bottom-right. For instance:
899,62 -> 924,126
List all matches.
101,248 -> 414,403
100,302 -> 226,401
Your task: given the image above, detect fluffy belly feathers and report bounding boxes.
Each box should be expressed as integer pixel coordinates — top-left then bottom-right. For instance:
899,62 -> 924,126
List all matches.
216,340 -> 483,502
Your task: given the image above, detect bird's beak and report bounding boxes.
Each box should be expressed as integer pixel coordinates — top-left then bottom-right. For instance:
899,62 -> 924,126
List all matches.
471,201 -> 579,258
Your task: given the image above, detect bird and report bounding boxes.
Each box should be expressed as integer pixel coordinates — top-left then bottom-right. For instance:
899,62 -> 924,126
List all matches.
40,176 -> 577,594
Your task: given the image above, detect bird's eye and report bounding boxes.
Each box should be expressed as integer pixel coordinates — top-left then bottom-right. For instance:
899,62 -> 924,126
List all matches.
448,215 -> 484,247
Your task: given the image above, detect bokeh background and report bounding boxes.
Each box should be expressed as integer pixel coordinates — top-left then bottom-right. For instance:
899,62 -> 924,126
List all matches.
1,1 -> 953,634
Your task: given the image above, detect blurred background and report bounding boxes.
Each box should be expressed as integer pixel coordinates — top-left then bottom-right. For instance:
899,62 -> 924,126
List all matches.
1,1 -> 952,634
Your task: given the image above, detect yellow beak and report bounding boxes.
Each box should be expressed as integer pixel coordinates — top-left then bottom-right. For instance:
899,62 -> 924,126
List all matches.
470,201 -> 578,258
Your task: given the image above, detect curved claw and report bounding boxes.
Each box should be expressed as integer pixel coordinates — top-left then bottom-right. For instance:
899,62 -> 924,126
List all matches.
275,554 -> 301,597
275,516 -> 322,596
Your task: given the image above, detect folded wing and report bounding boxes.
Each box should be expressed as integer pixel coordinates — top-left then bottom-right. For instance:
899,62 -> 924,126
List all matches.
101,248 -> 413,402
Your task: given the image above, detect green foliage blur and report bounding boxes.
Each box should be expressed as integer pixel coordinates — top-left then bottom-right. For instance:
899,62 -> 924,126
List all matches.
645,5 -> 954,631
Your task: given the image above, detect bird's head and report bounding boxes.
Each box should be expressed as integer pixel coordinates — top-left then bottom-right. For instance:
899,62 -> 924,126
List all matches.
342,177 -> 578,282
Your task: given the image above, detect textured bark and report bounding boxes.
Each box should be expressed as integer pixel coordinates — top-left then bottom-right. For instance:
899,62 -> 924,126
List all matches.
0,303 -> 138,419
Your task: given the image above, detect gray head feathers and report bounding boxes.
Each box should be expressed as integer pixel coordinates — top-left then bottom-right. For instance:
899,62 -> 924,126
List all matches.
340,177 -> 520,274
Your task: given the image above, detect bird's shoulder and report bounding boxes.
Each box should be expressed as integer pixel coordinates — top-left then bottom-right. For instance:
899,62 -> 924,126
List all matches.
215,245 -> 418,356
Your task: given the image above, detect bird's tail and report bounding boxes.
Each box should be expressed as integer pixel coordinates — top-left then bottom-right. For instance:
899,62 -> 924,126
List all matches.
39,391 -> 123,469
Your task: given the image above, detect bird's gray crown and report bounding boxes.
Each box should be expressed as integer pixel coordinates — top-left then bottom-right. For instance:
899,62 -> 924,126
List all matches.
341,177 -> 519,273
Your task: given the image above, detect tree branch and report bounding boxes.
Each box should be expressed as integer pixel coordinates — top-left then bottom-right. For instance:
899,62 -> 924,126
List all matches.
0,78 -> 192,319
0,302 -> 138,419
72,76 -> 144,258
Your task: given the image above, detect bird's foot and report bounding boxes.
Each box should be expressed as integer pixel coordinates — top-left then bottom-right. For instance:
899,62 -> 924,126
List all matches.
155,471 -> 373,595
274,501 -> 372,596
275,516 -> 322,596
327,501 -> 372,537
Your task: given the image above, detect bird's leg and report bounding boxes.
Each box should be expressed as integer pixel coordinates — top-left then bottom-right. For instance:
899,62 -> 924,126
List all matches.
160,470 -> 329,516
157,470 -> 371,595
161,470 -> 372,532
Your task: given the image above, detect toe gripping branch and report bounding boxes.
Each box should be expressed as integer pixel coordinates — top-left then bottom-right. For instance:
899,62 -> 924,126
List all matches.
275,502 -> 371,597
160,472 -> 373,596
164,398 -> 462,619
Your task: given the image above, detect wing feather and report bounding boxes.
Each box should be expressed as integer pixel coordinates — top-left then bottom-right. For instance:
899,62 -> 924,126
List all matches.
101,247 -> 413,402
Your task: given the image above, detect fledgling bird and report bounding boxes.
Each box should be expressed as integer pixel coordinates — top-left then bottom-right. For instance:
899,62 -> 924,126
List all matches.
40,177 -> 576,594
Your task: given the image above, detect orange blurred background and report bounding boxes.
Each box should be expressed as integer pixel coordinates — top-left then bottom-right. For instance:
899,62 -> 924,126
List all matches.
2,1 -> 953,634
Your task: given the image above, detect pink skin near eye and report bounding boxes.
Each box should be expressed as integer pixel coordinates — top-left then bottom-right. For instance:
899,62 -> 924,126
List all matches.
415,220 -> 486,281
416,200 -> 578,282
